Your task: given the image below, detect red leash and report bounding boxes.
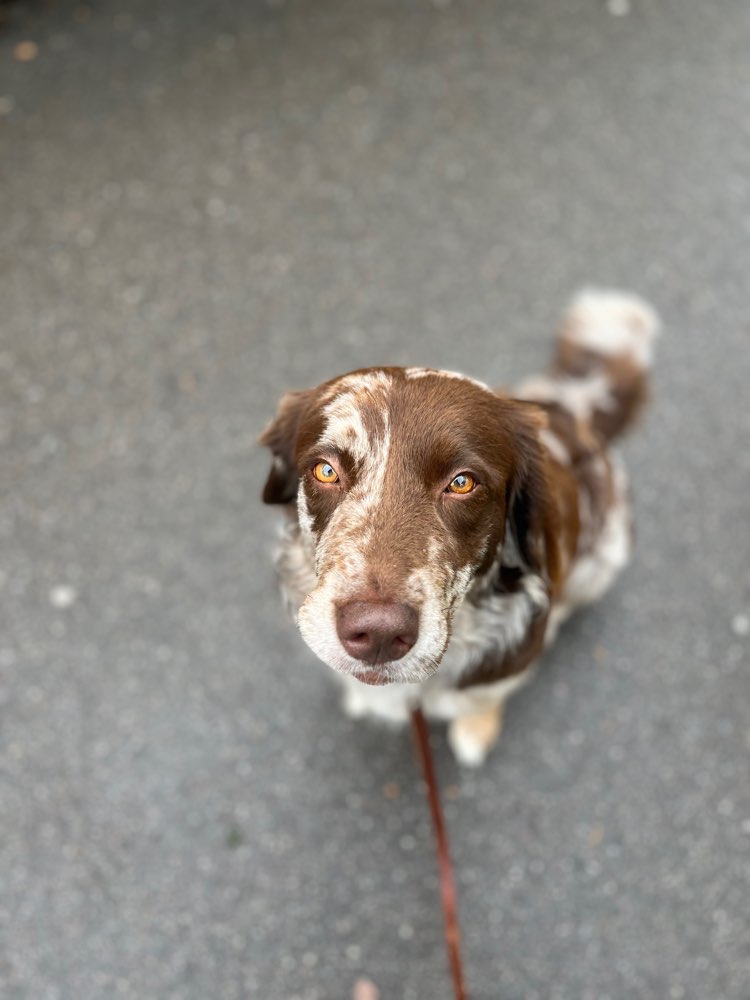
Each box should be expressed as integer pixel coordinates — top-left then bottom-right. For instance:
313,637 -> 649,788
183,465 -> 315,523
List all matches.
410,707 -> 468,1000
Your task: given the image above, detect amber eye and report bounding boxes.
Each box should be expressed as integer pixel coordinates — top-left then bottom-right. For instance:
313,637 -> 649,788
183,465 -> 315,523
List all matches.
447,473 -> 476,495
313,461 -> 339,484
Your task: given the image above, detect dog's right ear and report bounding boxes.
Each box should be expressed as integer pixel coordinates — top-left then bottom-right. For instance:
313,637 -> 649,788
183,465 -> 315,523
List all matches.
258,389 -> 315,504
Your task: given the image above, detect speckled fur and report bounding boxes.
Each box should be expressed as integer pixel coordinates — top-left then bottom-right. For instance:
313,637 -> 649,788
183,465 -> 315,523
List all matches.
261,290 -> 659,764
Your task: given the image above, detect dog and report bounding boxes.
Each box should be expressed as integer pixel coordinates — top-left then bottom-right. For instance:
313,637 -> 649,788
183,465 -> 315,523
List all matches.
259,290 -> 659,765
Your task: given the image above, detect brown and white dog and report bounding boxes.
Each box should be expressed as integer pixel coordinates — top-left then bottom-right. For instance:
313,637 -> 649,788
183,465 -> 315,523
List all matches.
260,291 -> 659,765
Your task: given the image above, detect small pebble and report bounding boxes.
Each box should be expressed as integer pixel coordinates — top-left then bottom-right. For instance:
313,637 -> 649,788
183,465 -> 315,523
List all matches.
14,41 -> 39,62
589,825 -> 605,847
49,585 -> 77,609
606,0 -> 631,15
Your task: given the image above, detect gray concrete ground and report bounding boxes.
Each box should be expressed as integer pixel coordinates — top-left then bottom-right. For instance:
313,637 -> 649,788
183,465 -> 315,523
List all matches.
1,0 -> 749,998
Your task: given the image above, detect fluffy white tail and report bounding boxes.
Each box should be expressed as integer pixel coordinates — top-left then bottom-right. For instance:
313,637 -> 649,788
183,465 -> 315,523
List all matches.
518,289 -> 661,442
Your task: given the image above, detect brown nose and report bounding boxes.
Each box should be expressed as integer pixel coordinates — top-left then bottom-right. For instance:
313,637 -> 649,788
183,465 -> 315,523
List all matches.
336,601 -> 419,664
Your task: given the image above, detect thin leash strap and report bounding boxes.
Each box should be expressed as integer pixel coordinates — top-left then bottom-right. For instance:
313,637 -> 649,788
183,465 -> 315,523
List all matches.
410,707 -> 468,1000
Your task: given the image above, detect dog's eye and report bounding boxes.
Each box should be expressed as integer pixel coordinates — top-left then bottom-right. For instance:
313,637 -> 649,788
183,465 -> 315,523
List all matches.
447,473 -> 476,495
313,461 -> 340,484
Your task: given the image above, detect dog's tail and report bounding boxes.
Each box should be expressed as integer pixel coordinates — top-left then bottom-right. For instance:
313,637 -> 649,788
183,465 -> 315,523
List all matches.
518,289 -> 660,443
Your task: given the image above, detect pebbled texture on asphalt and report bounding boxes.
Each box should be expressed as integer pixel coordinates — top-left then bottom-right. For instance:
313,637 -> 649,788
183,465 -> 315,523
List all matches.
1,1 -> 749,998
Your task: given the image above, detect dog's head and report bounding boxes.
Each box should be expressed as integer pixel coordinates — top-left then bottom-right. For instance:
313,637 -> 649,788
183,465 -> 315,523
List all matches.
260,367 -> 559,685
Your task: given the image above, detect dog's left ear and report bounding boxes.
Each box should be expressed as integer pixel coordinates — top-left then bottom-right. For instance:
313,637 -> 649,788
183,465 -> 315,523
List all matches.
503,400 -> 563,591
258,389 -> 316,504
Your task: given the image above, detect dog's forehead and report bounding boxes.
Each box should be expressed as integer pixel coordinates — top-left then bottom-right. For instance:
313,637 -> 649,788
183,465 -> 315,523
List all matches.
314,370 -> 394,462
404,366 -> 492,392
311,367 -> 500,448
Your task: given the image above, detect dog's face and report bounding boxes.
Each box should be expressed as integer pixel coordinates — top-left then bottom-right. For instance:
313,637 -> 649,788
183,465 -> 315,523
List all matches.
260,368 -> 555,686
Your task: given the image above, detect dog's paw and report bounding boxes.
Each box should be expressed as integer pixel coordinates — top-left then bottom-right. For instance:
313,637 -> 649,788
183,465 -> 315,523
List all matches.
447,705 -> 504,768
448,723 -> 489,767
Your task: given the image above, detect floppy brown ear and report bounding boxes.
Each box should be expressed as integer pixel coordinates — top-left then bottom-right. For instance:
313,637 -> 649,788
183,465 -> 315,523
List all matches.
258,389 -> 315,504
503,401 -> 563,592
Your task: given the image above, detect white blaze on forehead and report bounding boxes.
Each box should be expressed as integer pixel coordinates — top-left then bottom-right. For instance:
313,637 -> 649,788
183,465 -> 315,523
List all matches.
405,366 -> 491,392
319,395 -> 371,464
335,371 -> 395,394
318,371 -> 393,465
312,370 -> 394,578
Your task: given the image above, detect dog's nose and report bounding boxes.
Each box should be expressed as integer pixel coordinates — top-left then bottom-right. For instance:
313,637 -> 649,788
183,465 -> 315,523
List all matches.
336,601 -> 419,664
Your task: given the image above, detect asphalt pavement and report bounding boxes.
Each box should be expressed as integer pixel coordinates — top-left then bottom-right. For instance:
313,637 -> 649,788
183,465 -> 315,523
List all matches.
1,1 -> 749,998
